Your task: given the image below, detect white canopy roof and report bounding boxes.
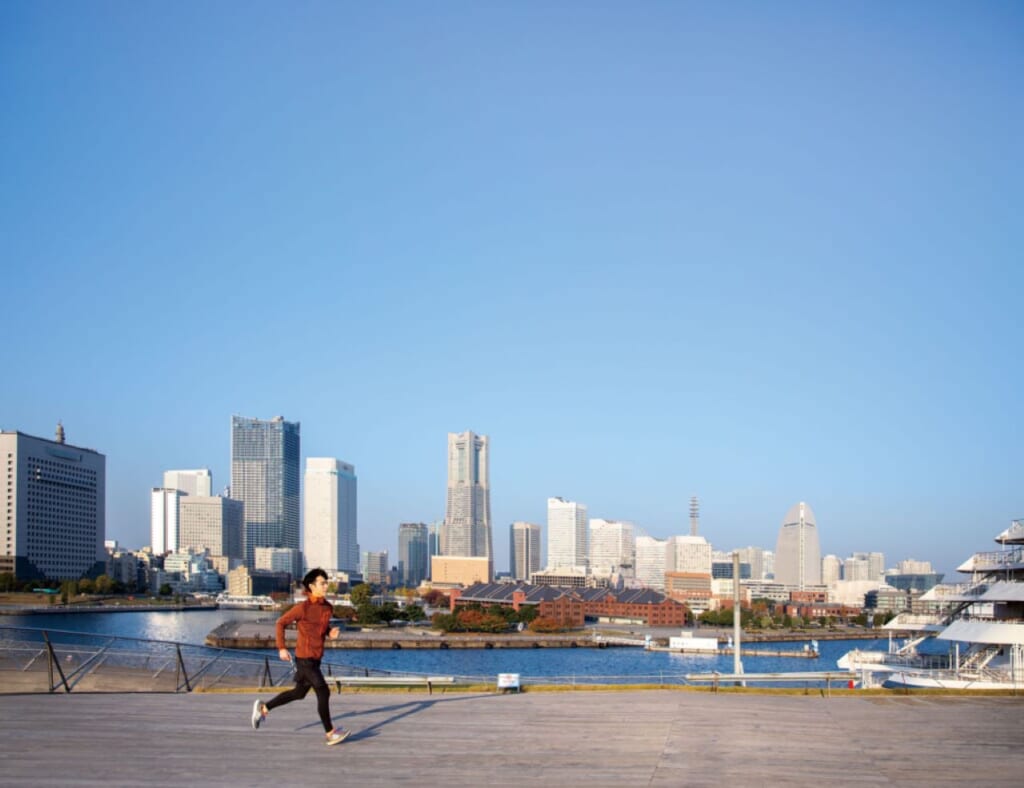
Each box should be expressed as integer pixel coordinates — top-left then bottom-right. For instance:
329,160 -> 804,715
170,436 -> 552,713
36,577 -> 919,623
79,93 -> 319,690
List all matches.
995,520 -> 1024,545
938,620 -> 1024,646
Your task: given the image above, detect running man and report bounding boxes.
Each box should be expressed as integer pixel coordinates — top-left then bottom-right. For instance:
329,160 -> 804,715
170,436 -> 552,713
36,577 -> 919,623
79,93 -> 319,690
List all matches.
250,568 -> 348,745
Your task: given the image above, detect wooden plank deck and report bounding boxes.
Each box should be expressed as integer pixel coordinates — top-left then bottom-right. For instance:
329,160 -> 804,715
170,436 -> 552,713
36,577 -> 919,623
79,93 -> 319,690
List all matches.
0,690 -> 1021,786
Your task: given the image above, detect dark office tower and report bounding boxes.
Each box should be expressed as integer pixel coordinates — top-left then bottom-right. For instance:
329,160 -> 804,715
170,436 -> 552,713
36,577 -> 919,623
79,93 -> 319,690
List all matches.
398,522 -> 429,587
427,522 -> 442,579
510,521 -> 541,582
1,426 -> 106,581
230,415 -> 300,568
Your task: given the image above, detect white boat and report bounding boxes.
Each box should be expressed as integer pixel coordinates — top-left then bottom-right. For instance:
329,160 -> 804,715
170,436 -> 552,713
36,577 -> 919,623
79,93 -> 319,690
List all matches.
215,593 -> 277,610
838,519 -> 1024,690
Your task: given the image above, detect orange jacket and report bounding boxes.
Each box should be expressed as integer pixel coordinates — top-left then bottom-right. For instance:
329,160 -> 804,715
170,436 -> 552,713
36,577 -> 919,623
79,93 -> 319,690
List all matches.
275,596 -> 332,658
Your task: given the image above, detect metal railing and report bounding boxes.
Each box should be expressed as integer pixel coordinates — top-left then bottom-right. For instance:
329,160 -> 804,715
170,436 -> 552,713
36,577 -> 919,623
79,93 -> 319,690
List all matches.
0,626 -> 461,694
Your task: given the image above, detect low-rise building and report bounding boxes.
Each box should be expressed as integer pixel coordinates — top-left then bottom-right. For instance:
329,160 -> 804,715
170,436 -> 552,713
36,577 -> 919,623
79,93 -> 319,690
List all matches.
450,582 -> 688,627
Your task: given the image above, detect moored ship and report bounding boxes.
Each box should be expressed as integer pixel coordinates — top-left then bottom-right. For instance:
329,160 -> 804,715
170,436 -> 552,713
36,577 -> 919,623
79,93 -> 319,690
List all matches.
215,593 -> 277,610
839,519 -> 1024,689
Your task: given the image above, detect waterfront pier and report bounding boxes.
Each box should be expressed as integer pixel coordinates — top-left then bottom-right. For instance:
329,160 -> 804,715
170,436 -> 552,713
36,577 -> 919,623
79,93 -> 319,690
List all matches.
2,690 -> 1021,786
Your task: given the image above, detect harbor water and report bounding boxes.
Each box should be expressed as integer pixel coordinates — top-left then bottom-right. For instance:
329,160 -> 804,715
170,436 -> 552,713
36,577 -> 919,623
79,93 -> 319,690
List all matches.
0,609 -> 890,683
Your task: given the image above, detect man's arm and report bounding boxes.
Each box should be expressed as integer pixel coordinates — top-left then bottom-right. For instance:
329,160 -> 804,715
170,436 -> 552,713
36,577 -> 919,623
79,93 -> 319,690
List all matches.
275,603 -> 303,652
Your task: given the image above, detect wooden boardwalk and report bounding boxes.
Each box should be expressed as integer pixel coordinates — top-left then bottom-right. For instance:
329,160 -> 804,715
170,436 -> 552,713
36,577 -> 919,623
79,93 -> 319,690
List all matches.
1,690 -> 1021,786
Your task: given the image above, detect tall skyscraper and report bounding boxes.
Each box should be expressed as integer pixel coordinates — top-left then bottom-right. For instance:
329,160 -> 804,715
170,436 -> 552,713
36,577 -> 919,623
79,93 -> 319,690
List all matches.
588,519 -> 635,578
150,488 -> 184,555
443,431 -> 491,568
774,501 -> 822,589
304,458 -> 358,573
1,426 -> 106,581
361,550 -> 389,585
231,415 -> 300,568
398,522 -> 429,587
179,496 -> 243,558
163,469 -> 212,497
510,521 -> 542,582
546,497 -> 588,571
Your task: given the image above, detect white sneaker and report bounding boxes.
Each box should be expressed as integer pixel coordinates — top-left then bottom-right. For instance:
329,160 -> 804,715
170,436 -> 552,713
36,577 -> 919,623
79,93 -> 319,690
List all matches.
251,700 -> 266,730
325,728 -> 350,746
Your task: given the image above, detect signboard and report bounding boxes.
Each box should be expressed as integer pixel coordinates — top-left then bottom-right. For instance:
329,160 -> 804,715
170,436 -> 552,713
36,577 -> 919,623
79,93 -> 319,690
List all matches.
497,673 -> 521,692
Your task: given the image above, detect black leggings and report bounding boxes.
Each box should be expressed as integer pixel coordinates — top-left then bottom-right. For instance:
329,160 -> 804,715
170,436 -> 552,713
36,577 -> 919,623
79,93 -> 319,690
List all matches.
265,657 -> 333,732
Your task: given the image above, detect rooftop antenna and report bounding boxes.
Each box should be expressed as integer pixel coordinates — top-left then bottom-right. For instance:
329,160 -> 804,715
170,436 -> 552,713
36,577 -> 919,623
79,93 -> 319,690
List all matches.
689,496 -> 699,536
55,421 -> 66,444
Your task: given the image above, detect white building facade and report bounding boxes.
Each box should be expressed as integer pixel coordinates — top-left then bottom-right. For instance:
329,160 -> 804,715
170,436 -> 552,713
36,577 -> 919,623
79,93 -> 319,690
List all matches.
304,458 -> 358,573
546,497 -> 588,572
668,535 -> 712,574
635,535 -> 669,590
821,554 -> 842,587
151,488 -> 184,556
163,469 -> 212,498
588,519 -> 635,578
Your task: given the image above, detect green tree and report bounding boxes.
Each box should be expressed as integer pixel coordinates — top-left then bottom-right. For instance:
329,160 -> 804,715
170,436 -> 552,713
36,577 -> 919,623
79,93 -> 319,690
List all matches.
378,602 -> 400,622
0,572 -> 15,592
455,608 -> 506,633
404,604 -> 426,622
421,589 -> 449,607
332,604 -> 358,622
60,580 -> 78,604
431,612 -> 457,632
78,578 -> 95,594
350,583 -> 373,606
528,617 -> 563,633
158,583 -> 172,596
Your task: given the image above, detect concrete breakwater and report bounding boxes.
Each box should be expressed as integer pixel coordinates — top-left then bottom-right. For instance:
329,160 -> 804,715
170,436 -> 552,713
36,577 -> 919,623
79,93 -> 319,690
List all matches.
0,603 -> 216,615
206,620 -> 895,650
203,622 -> 630,650
206,622 -> 626,650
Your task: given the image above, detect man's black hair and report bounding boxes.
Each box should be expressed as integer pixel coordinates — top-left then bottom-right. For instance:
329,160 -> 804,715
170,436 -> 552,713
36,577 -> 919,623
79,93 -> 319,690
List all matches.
302,568 -> 327,591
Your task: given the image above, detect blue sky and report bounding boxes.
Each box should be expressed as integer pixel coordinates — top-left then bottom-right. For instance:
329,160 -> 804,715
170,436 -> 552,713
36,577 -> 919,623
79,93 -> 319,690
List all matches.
2,2 -> 1021,577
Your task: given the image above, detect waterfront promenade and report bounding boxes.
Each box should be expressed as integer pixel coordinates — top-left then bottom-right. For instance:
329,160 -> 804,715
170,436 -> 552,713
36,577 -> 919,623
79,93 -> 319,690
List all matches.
2,689 -> 1020,786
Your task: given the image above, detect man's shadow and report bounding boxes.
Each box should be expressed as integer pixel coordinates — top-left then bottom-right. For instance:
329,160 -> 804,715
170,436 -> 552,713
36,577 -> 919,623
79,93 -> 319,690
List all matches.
300,693 -> 497,741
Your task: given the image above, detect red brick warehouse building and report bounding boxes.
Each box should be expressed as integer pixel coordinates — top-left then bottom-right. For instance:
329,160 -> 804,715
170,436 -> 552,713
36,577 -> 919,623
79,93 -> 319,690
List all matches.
449,583 -> 689,628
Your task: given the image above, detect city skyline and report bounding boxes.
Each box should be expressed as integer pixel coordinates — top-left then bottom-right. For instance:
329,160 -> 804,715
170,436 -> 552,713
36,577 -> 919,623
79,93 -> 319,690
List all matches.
3,5 -> 1021,579
0,420 -> 1006,583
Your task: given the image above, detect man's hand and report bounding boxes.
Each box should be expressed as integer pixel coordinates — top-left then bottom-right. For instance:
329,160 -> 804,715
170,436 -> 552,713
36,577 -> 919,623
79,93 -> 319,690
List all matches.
329,627 -> 341,639
278,648 -> 292,662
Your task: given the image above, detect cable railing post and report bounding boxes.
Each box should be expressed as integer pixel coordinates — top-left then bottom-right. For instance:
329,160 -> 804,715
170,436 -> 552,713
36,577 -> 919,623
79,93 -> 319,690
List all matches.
262,656 -> 272,688
176,645 -> 191,692
42,631 -> 70,693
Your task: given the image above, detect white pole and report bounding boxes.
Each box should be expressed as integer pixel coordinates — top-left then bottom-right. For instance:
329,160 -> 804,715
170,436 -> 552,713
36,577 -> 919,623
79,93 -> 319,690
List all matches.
733,551 -> 743,677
